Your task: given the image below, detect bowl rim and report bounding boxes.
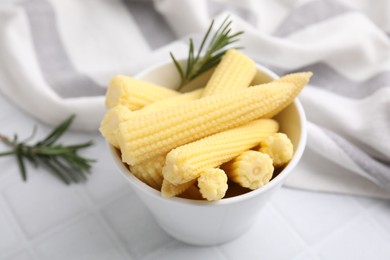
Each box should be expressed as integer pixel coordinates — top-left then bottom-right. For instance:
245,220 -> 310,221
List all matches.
109,60 -> 308,207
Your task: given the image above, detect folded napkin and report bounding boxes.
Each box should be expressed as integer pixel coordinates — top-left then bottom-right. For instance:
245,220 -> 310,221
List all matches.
0,0 -> 389,198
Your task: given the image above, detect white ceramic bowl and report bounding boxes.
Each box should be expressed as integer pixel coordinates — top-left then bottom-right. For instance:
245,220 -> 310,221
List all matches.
109,60 -> 307,246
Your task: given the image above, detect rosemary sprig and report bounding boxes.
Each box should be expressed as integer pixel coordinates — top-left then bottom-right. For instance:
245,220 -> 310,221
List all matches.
170,15 -> 244,89
0,115 -> 94,185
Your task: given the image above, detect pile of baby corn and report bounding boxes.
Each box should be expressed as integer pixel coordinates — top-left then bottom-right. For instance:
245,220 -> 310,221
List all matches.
100,49 -> 312,201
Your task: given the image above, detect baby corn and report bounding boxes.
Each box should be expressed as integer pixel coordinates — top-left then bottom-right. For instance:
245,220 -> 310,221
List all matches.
118,81 -> 299,165
101,88 -> 203,148
161,179 -> 197,198
99,105 -> 132,148
129,154 -> 166,190
163,119 -> 278,184
142,88 -> 203,112
202,49 -> 256,97
198,168 -> 228,201
263,72 -> 312,118
259,133 -> 294,167
222,150 -> 274,190
105,75 -> 178,110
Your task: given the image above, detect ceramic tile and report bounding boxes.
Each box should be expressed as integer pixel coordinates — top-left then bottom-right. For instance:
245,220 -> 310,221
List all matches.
271,188 -> 362,245
3,250 -> 36,260
353,195 -> 386,210
81,136 -> 130,204
2,173 -> 86,238
0,157 -> 18,179
316,216 -> 390,260
219,204 -> 306,260
292,250 -> 321,260
144,242 -> 227,260
0,110 -> 36,140
101,192 -> 174,259
367,200 -> 390,237
0,199 -> 20,254
35,215 -> 127,260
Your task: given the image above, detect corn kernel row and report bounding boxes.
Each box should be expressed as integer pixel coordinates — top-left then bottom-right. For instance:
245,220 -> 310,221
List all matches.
105,75 -> 178,110
117,81 -> 298,165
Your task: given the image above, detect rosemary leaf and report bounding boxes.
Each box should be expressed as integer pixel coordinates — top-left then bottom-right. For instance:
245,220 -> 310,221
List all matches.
39,156 -> 71,185
66,141 -> 94,150
170,52 -> 185,80
170,15 -> 244,89
0,150 -> 15,156
0,115 -> 94,185
16,147 -> 27,181
38,115 -> 75,146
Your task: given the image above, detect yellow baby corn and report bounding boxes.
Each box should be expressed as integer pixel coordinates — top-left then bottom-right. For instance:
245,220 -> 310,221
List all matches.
99,105 -> 132,148
222,150 -> 274,190
118,82 -> 298,165
201,49 -> 256,97
135,169 -> 161,190
163,119 -> 278,184
142,88 -> 203,112
161,179 -> 197,198
105,75 -> 178,110
198,168 -> 228,201
125,164 -> 147,185
129,153 -> 166,190
259,133 -> 294,167
101,89 -> 203,148
275,71 -> 312,88
263,72 -> 312,118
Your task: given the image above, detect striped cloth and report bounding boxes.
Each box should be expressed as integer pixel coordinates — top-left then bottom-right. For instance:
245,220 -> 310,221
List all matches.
0,0 -> 389,198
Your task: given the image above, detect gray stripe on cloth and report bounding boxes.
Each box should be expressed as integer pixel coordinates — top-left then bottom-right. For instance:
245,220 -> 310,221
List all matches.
207,1 -> 257,27
322,127 -> 390,191
22,0 -> 105,98
284,63 -> 390,98
252,61 -> 390,99
273,0 -> 351,37
122,0 -> 177,49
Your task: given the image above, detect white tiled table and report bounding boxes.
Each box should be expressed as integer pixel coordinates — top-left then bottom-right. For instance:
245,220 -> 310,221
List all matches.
1,92 -> 390,260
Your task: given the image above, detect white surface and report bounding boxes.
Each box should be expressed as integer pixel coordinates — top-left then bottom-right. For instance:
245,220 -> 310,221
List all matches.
0,91 -> 390,259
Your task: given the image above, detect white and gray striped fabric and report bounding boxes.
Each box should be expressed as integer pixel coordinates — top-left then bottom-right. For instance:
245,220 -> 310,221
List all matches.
0,0 -> 389,198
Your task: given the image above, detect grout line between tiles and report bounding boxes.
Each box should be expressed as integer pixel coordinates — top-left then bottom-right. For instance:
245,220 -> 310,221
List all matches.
307,211 -> 366,253
0,193 -> 45,260
0,248 -> 38,260
70,185 -> 134,260
139,240 -> 180,260
353,196 -> 388,212
268,203 -> 310,249
291,248 -> 323,260
214,246 -> 235,260
0,189 -> 29,258
214,247 -> 231,260
8,184 -> 129,259
85,185 -> 133,211
360,201 -> 390,240
270,194 -> 371,251
80,185 -> 190,259
2,176 -> 167,260
28,210 -> 90,245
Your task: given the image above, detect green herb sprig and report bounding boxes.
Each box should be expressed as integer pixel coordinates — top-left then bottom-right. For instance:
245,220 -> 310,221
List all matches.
170,15 -> 243,89
0,115 -> 94,185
